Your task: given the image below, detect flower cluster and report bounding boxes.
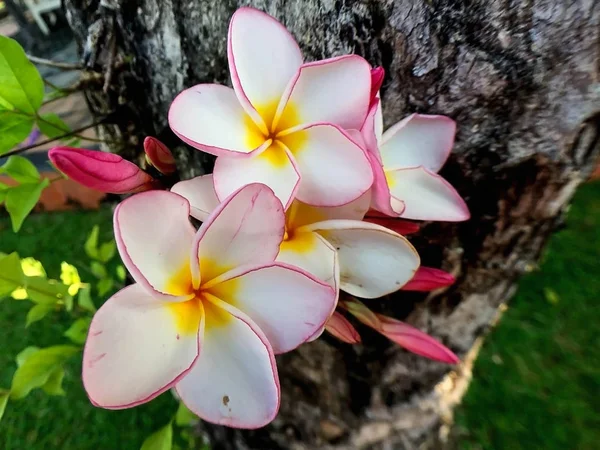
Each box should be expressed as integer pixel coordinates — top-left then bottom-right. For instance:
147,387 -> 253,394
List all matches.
49,7 -> 469,429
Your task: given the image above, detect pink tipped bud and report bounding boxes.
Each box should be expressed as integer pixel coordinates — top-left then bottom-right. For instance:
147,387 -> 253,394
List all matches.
364,215 -> 420,235
402,267 -> 455,292
49,147 -> 155,194
370,66 -> 385,105
143,137 -> 177,175
375,314 -> 460,364
341,298 -> 381,329
325,312 -> 361,344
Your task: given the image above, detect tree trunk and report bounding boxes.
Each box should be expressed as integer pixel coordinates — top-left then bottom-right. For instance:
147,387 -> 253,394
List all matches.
63,1 -> 600,448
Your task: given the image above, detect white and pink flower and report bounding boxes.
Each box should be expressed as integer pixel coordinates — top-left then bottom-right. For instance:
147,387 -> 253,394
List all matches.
168,7 -> 374,208
82,184 -> 336,428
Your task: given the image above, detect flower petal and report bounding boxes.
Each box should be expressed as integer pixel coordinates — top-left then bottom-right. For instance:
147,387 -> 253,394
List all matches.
206,262 -> 336,354
367,150 -> 400,216
386,167 -> 470,221
171,174 -> 219,222
82,284 -> 201,409
375,314 -> 459,364
360,98 -> 383,157
282,124 -> 373,206
363,216 -> 420,235
287,191 -> 371,230
228,7 -> 303,131
369,67 -> 385,106
213,142 -> 300,208
275,56 -> 371,131
192,183 -> 285,285
169,84 -> 269,157
380,114 -> 456,172
304,220 -> 420,298
114,191 -> 195,299
325,312 -> 361,344
403,266 -> 455,292
176,298 -> 279,429
143,137 -> 177,175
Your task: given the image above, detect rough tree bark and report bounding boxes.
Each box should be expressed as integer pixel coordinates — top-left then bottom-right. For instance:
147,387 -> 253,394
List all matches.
62,1 -> 600,448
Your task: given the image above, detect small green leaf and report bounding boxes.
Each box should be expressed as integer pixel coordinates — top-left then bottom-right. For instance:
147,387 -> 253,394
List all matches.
16,346 -> 40,367
0,35 -> 44,114
115,265 -> 126,282
77,285 -> 96,312
42,367 -> 65,396
97,277 -> 114,296
85,226 -> 100,260
26,303 -> 54,327
98,240 -> 116,263
64,318 -> 91,345
24,276 -> 69,304
174,401 -> 198,427
141,423 -> 173,450
10,345 -> 79,400
90,261 -> 107,279
0,155 -> 40,183
0,252 -> 24,297
37,113 -> 71,139
5,178 -> 50,232
0,111 -> 34,155
544,287 -> 560,305
0,389 -> 9,422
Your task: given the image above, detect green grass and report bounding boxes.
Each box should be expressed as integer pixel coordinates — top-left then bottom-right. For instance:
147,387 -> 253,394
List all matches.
455,180 -> 600,449
0,208 -> 176,450
1,182 -> 599,449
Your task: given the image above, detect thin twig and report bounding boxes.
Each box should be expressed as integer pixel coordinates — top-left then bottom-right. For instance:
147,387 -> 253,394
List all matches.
1,119 -> 108,158
26,54 -> 83,71
43,78 -> 64,92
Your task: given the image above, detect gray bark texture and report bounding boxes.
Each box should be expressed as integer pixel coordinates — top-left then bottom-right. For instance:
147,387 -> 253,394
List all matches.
63,0 -> 600,448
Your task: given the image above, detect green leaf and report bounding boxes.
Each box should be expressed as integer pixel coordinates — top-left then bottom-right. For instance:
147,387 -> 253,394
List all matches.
98,240 -> 116,263
115,265 -> 126,282
42,367 -> 65,396
0,252 -> 24,297
90,261 -> 107,279
24,276 -> 69,304
64,318 -> 91,345
0,155 -> 40,183
97,277 -> 114,296
37,113 -> 71,139
140,423 -> 173,450
174,401 -> 198,427
16,346 -> 40,367
84,226 -> 99,260
0,35 -> 44,114
60,261 -> 82,296
0,389 -> 9,422
26,303 -> 54,327
10,345 -> 79,400
0,110 -> 34,155
5,178 -> 50,232
544,287 -> 560,305
77,285 -> 96,312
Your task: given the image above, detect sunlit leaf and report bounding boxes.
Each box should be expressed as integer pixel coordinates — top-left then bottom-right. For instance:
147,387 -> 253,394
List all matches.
10,345 -> 79,400
0,35 -> 44,114
0,252 -> 24,297
16,346 -> 40,367
98,240 -> 116,263
26,303 -> 54,327
0,389 -> 9,422
37,113 -> 71,139
140,422 -> 173,450
64,318 -> 91,345
174,401 -> 198,427
20,257 -> 46,277
97,277 -> 114,296
77,285 -> 96,312
84,226 -> 99,260
0,110 -> 34,155
0,155 -> 40,183
5,178 -> 50,232
24,276 -> 70,304
60,261 -> 82,296
42,366 -> 66,396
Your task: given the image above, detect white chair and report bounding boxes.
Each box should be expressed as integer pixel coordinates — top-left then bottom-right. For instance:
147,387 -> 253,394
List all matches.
22,0 -> 62,35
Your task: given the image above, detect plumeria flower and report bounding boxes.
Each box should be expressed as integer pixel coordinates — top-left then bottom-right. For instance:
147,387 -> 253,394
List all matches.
168,7 -> 373,208
82,184 -> 336,428
172,174 -> 420,300
361,97 -> 470,221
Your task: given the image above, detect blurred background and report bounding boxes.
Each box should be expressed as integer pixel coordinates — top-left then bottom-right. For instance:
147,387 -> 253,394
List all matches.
1,2 -> 598,449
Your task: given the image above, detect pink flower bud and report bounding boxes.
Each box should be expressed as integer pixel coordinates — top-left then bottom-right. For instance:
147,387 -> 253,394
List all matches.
49,147 -> 155,194
143,137 -> 177,175
402,267 -> 455,292
370,66 -> 385,105
325,312 -> 361,344
375,314 -> 459,364
364,215 -> 420,235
